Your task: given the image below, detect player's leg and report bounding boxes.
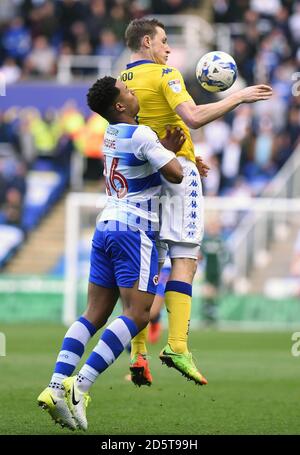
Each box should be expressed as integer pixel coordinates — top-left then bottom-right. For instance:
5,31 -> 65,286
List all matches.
159,248 -> 207,385
130,265 -> 163,357
148,294 -> 164,344
130,241 -> 166,382
38,225 -> 118,429
37,284 -> 118,430
159,157 -> 207,385
165,254 -> 197,354
65,282 -> 154,430
64,225 -> 158,428
79,282 -> 153,380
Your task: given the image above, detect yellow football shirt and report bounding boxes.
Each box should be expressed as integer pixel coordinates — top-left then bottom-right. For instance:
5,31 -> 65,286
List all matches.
120,60 -> 195,162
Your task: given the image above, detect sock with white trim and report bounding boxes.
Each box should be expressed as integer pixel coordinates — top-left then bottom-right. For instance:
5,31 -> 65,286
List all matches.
50,316 -> 97,388
77,315 -> 138,392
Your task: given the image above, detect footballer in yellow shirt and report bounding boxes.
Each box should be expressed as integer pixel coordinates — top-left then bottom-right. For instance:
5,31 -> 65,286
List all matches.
123,18 -> 272,388
121,61 -> 195,162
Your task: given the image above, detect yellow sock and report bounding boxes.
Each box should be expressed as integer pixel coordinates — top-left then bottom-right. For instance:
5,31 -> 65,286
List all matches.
131,325 -> 149,358
165,281 -> 192,354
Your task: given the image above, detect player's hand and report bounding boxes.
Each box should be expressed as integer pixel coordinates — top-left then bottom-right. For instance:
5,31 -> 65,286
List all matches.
195,156 -> 210,178
237,85 -> 273,103
161,125 -> 186,153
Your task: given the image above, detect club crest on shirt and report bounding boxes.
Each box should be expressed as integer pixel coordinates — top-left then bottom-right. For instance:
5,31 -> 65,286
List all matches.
153,275 -> 159,285
168,79 -> 182,93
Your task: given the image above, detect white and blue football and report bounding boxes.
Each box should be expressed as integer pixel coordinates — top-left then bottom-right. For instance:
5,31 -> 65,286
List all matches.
196,51 -> 238,92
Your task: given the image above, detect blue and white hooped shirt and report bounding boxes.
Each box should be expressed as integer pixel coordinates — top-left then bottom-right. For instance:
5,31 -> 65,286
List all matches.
99,123 -> 174,232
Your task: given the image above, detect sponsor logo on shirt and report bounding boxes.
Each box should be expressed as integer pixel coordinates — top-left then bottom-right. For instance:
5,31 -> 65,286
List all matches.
168,79 -> 182,93
162,68 -> 173,76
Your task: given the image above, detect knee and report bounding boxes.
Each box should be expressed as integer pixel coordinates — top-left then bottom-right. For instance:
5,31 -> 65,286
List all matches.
125,306 -> 151,332
136,312 -> 150,331
170,258 -> 197,282
83,303 -> 110,330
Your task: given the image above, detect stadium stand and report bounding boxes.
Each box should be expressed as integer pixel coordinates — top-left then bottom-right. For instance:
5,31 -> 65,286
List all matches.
0,0 -> 299,279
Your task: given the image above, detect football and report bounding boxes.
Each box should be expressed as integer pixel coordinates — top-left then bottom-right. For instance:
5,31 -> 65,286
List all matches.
196,51 -> 238,92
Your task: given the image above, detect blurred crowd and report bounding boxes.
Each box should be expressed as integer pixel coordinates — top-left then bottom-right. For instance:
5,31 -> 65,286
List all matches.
0,0 -> 197,82
189,0 -> 300,197
0,103 -> 108,227
1,1 -> 300,237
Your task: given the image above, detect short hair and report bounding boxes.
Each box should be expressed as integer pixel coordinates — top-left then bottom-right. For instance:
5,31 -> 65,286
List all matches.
125,18 -> 165,52
87,76 -> 120,119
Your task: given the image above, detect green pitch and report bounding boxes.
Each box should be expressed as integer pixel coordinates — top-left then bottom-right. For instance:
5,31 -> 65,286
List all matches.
0,325 -> 299,435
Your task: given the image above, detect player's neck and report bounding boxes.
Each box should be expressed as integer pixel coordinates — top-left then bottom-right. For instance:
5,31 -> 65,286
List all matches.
131,51 -> 153,63
113,114 -> 137,125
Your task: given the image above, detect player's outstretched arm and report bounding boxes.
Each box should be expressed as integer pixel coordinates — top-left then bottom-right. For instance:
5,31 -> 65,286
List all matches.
176,84 -> 273,129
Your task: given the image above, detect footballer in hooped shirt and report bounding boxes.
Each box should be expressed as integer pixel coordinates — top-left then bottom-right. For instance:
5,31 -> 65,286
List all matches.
37,76 -> 186,431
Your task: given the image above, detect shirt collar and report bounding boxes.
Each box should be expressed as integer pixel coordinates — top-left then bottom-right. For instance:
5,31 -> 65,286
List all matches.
126,60 -> 154,69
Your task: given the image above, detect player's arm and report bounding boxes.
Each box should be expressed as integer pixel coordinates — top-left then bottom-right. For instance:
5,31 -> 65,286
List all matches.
159,126 -> 185,182
175,85 -> 272,129
159,158 -> 183,183
160,125 -> 185,153
162,127 -> 209,178
132,126 -> 183,184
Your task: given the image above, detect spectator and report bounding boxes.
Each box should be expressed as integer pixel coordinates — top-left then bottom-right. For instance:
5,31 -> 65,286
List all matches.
86,0 -> 107,48
203,119 -> 231,160
28,1 -> 59,43
250,0 -> 281,18
200,216 -> 230,325
213,0 -> 249,23
0,153 -> 26,227
1,16 -> 31,64
253,116 -> 277,174
96,29 -> 124,60
289,2 -> 300,46
69,21 -> 91,51
220,135 -> 242,191
285,106 -> 300,150
0,0 -> 18,24
232,37 -> 255,85
108,3 -> 129,41
0,110 -> 20,154
151,0 -> 192,15
28,109 -> 60,157
23,35 -> 56,78
3,187 -> 24,227
56,0 -> 89,42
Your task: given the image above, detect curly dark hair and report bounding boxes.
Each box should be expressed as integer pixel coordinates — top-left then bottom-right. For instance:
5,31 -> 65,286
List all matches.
125,18 -> 165,52
87,76 -> 120,120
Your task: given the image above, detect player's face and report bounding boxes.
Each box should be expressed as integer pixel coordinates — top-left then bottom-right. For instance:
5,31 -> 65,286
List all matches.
115,80 -> 139,116
149,26 -> 170,65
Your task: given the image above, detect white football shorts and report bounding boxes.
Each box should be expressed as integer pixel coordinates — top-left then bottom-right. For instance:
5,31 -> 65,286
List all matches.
158,156 -> 204,260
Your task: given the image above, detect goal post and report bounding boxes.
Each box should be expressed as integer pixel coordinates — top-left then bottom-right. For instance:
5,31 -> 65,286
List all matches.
63,193 -> 107,325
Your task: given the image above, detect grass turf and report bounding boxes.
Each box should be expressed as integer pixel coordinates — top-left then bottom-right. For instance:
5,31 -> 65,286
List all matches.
0,324 -> 299,435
